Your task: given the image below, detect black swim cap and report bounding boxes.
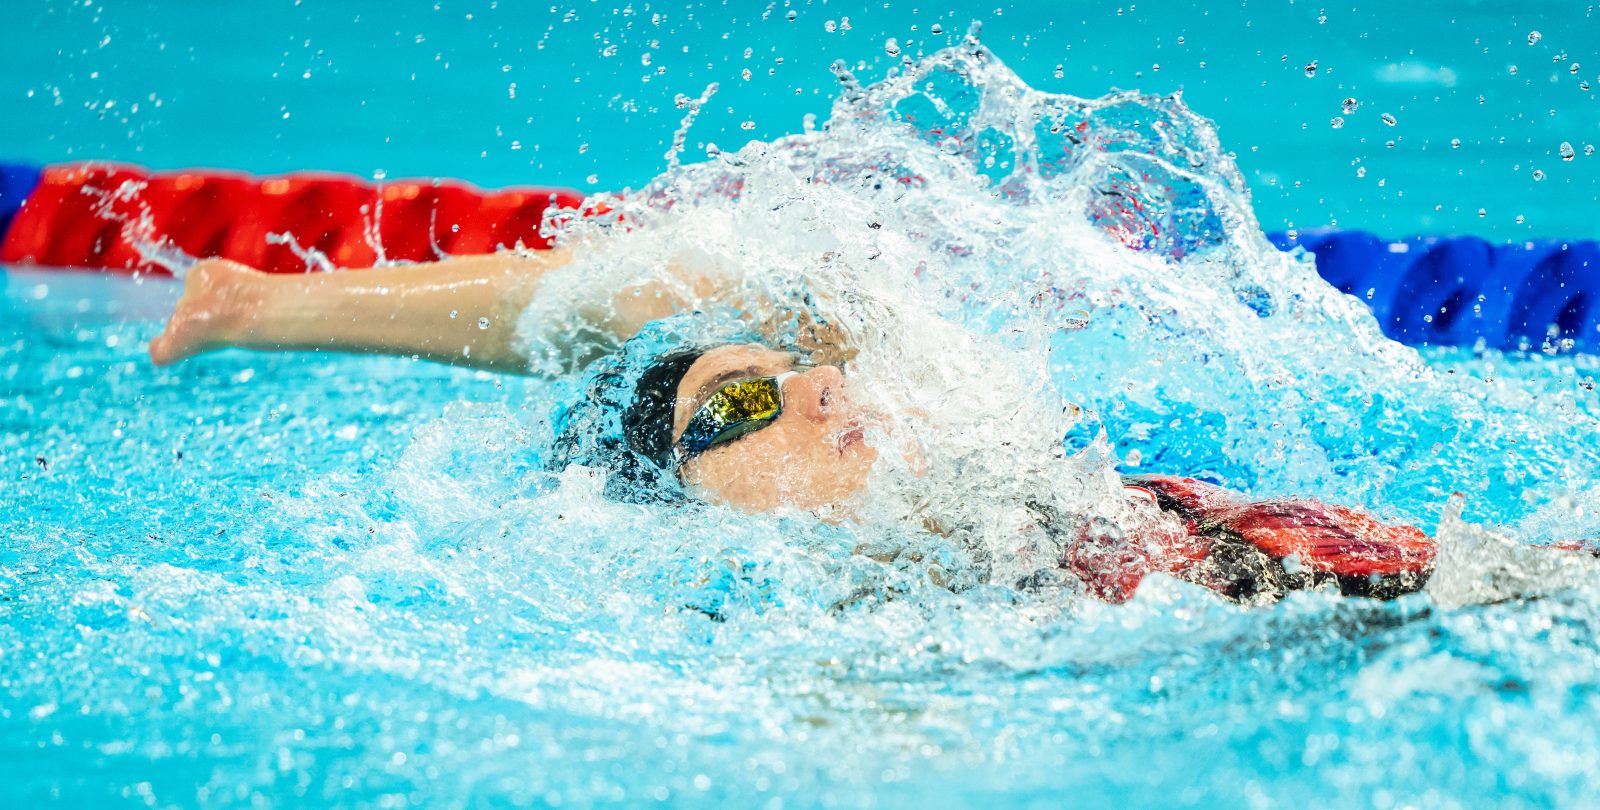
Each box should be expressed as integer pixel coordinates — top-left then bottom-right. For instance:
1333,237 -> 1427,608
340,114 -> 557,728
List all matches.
621,348 -> 705,472
546,314 -> 757,504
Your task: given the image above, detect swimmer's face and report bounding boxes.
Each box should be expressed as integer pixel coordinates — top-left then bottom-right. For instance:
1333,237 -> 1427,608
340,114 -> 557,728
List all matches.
673,344 -> 877,514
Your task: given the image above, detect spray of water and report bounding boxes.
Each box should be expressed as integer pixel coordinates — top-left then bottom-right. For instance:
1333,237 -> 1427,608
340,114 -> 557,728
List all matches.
512,33 -> 1600,609
16,32 -> 1600,805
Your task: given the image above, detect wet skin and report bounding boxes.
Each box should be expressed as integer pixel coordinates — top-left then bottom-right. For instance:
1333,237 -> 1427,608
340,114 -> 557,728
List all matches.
672,345 -> 877,514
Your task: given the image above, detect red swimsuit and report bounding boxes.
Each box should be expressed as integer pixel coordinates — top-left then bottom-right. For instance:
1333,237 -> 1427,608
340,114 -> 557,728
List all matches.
1061,476 -> 1437,603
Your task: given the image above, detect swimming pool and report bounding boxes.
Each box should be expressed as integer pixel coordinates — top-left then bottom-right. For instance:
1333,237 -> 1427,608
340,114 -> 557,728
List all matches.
6,3 -> 1600,808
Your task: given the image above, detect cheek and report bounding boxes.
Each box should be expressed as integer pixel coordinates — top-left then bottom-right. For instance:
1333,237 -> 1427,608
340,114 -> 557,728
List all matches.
685,431 -> 833,505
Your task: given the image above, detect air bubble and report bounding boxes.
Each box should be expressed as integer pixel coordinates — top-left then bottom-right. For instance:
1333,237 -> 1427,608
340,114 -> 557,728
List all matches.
931,23 -> 943,35
1304,61 -> 1318,77
1528,31 -> 1542,45
786,10 -> 796,22
1560,141 -> 1576,161
884,38 -> 901,57
1380,113 -> 1397,126
1342,97 -> 1358,114
1330,117 -> 1344,129
1533,169 -> 1546,181
1572,63 -> 1582,74
1450,138 -> 1462,148
1054,64 -> 1064,79
477,317 -> 490,330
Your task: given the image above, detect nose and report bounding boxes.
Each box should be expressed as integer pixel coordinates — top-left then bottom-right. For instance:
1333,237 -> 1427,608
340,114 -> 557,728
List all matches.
785,364 -> 845,423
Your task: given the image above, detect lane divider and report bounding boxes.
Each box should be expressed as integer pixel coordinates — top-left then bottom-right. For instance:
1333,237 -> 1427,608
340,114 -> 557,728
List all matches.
1,160 -> 1594,352
0,161 -> 584,275
1268,229 -> 1600,353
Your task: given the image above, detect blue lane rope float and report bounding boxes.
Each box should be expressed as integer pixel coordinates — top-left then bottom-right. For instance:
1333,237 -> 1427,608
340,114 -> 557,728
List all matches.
1,158 -> 1594,354
1269,230 -> 1600,353
0,160 -> 42,241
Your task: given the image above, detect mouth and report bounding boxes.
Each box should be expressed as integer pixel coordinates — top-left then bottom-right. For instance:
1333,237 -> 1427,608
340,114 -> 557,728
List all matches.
832,422 -> 866,453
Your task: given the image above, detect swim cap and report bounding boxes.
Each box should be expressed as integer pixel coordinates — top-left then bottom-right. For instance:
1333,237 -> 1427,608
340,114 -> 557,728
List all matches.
547,313 -> 762,504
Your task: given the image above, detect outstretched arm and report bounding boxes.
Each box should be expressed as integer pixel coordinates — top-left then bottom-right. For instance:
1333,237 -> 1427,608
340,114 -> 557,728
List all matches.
150,249 -> 692,374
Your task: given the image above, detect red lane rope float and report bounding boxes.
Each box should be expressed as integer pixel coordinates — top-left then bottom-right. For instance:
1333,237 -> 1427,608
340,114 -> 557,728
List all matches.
0,162 -> 585,275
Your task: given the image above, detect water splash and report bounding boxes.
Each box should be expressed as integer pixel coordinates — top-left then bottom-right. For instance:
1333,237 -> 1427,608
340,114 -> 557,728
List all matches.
263,231 -> 336,272
78,176 -> 199,278
13,34 -> 1600,808
535,37 -> 1600,552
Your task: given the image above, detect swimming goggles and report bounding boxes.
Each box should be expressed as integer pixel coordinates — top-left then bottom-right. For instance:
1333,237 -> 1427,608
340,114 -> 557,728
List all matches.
674,371 -> 799,462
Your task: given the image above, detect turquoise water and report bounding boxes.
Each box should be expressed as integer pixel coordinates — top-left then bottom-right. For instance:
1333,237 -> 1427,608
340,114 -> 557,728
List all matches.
1,1 -> 1596,238
7,3 -> 1600,809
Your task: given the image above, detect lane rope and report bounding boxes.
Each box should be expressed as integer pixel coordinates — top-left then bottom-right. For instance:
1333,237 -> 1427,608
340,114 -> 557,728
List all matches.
1,160 -> 1594,352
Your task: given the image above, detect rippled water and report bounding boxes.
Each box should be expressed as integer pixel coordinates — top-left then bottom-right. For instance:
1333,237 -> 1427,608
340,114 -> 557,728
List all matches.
7,34 -> 1600,810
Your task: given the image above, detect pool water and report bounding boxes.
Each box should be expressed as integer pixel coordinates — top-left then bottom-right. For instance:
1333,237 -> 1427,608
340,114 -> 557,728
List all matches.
6,3 -> 1600,809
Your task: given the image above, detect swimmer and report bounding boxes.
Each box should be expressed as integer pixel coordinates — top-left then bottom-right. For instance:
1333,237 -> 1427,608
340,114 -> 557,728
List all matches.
147,254 -> 1583,605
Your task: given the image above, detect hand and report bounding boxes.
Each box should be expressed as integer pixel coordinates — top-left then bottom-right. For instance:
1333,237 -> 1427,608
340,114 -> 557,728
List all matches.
149,259 -> 267,365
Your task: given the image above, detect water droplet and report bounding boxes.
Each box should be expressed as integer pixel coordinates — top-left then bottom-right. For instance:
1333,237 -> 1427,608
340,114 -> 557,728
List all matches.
1380,113 -> 1397,126
1587,144 -> 1597,156
1304,61 -> 1318,77
1330,116 -> 1344,129
1478,208 -> 1487,217
741,120 -> 756,130
741,68 -> 752,80
1054,64 -> 1064,79
477,317 -> 490,330
786,10 -> 796,22
1582,81 -> 1592,92
824,19 -> 837,33
1528,30 -> 1542,45
585,173 -> 598,184
930,23 -> 943,34
1533,169 -> 1546,180
1177,36 -> 1185,44
1516,214 -> 1526,224
1571,62 -> 1582,74
1508,65 -> 1519,75
1451,138 -> 1462,148
884,38 -> 901,57
1356,166 -> 1367,178
1560,141 -> 1576,160
1342,97 -> 1359,114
